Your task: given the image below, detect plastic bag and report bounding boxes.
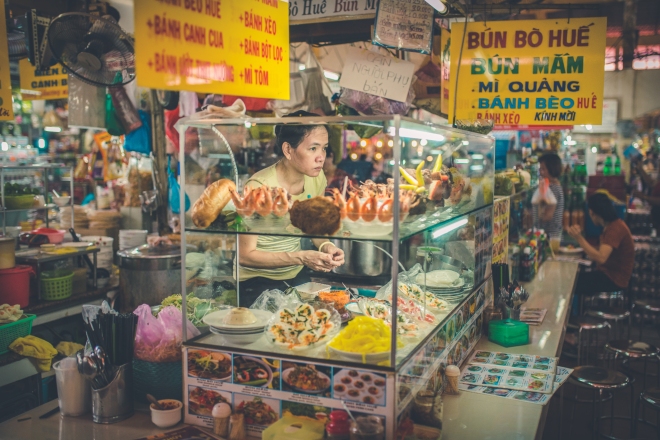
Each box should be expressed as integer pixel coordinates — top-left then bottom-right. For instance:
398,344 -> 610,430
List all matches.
338,85 -> 415,116
124,110 -> 152,155
250,289 -> 303,314
531,179 -> 557,205
133,304 -> 200,363
168,156 -> 190,214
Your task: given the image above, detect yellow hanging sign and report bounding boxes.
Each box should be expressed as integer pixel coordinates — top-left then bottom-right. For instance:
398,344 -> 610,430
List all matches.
0,6 -> 14,120
19,59 -> 69,100
448,17 -> 606,126
134,0 -> 290,99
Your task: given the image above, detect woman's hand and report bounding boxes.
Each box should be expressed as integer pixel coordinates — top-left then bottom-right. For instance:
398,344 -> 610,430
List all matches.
300,250 -> 340,272
567,224 -> 583,241
321,243 -> 345,266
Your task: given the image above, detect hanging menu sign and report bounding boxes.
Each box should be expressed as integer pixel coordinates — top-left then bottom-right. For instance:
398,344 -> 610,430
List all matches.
0,6 -> 14,121
134,0 -> 290,99
448,18 -> 606,126
440,27 -> 450,115
19,59 -> 69,100
339,47 -> 415,102
289,0 -> 379,22
373,0 -> 434,54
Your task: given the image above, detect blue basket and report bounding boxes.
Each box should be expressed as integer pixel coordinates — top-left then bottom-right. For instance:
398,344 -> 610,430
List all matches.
133,359 -> 182,403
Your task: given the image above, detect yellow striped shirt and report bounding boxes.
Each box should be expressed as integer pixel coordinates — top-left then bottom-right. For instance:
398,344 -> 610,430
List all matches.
237,163 -> 327,281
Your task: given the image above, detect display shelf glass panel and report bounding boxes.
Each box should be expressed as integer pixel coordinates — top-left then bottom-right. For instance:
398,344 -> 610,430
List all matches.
179,115 -> 494,369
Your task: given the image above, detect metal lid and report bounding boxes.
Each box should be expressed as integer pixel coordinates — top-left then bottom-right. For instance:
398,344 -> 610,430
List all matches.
117,244 -> 181,270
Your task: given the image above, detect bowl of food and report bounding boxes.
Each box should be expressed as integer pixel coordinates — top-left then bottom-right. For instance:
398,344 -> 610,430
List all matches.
222,307 -> 258,326
52,196 -> 71,207
4,194 -> 35,210
282,365 -> 331,394
150,399 -> 182,428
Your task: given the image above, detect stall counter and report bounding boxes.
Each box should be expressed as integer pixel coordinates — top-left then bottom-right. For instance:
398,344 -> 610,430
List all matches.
0,400 -> 164,440
442,260 -> 579,440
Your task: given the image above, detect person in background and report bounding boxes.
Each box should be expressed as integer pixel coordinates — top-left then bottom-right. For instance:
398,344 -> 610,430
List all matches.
324,149 -> 356,193
633,160 -> 660,229
370,160 -> 392,184
568,193 -> 634,295
533,153 -> 565,248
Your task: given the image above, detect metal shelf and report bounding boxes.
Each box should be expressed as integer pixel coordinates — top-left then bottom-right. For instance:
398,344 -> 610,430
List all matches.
0,204 -> 57,213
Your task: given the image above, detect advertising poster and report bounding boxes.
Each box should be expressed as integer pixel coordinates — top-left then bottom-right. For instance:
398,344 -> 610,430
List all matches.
134,0 -> 290,99
19,59 -> 68,100
492,197 -> 510,263
448,17 -> 606,126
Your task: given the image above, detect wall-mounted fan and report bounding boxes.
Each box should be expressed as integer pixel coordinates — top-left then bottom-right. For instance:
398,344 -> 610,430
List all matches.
7,18 -> 27,61
47,12 -> 135,87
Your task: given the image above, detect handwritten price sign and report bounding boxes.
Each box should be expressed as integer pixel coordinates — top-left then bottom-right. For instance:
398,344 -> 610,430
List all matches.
448,18 -> 606,126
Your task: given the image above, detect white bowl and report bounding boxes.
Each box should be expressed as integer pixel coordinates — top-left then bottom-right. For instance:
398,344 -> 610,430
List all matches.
203,308 -> 272,330
150,399 -> 182,428
327,345 -> 391,364
209,327 -> 263,345
53,196 -> 71,207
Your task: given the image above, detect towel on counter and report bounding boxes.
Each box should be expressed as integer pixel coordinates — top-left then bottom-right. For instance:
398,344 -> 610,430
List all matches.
55,341 -> 85,357
9,335 -> 58,371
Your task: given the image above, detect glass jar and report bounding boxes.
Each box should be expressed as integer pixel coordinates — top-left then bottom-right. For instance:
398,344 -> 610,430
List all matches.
326,410 -> 351,440
349,415 -> 384,440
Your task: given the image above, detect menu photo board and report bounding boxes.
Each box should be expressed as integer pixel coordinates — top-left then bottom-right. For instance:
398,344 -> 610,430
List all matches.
448,17 -> 607,127
134,0 -> 290,99
492,197 -> 510,264
183,347 -> 395,436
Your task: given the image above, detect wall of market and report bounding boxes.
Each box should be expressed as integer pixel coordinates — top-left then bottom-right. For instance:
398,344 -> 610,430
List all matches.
604,69 -> 660,120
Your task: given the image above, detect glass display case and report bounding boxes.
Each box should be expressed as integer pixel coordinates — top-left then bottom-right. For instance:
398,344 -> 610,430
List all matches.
177,115 -> 494,437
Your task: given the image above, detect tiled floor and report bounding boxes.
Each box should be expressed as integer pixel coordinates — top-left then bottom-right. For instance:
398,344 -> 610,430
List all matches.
542,322 -> 660,439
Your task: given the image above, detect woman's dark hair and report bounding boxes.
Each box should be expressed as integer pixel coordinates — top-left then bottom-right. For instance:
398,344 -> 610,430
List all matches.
274,110 -> 327,155
539,153 -> 562,178
588,193 -> 619,222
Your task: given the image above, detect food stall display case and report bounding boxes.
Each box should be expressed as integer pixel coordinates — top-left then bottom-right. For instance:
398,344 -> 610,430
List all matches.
177,115 -> 494,438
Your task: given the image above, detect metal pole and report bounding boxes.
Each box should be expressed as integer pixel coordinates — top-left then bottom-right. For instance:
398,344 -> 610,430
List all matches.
390,115 -> 401,368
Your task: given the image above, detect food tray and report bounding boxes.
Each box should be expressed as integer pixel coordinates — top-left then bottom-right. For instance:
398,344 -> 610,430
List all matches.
0,314 -> 36,355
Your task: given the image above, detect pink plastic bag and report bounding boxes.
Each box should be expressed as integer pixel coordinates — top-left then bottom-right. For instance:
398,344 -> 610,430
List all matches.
133,304 -> 200,363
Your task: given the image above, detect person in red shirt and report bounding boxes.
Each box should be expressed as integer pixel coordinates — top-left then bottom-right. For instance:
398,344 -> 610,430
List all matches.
633,160 -> 660,229
567,193 -> 635,295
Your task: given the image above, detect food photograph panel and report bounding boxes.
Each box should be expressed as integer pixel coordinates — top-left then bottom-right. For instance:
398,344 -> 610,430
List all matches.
281,361 -> 332,398
333,368 -> 387,406
187,349 -> 233,381
187,385 -> 232,418
234,394 -> 280,434
233,355 -> 281,390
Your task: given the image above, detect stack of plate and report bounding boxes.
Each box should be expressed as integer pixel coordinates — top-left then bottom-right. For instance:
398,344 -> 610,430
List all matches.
119,229 -> 148,250
202,308 -> 272,345
415,270 -> 467,300
81,235 -> 114,271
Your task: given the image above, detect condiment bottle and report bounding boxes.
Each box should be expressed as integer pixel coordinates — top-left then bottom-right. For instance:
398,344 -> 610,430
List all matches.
228,412 -> 246,440
444,365 -> 460,395
349,415 -> 384,440
326,410 -> 351,440
212,402 -> 231,437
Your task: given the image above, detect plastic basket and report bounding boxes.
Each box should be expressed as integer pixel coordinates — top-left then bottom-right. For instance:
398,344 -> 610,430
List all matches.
133,359 -> 182,403
41,272 -> 74,301
0,314 -> 36,355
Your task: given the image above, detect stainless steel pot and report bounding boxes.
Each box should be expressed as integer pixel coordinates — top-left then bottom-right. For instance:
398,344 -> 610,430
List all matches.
117,244 -> 182,312
330,240 -> 413,277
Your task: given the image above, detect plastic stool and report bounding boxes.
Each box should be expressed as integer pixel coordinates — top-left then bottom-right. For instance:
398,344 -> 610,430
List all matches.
586,307 -> 631,339
632,299 -> 660,340
567,315 -> 611,366
633,388 -> 660,439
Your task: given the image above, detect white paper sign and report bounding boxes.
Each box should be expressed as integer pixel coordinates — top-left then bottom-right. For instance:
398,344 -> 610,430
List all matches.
339,47 -> 415,103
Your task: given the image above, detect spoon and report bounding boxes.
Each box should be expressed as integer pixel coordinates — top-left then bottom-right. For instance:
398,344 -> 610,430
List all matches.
52,190 -> 61,198
341,401 -> 358,425
94,346 -> 110,382
147,394 -> 164,410
76,351 -> 85,374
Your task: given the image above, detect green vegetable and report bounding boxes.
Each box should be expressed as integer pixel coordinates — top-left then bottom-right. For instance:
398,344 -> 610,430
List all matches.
160,293 -> 221,327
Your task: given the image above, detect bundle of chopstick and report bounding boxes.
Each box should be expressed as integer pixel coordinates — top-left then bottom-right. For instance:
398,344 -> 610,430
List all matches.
84,310 -> 137,367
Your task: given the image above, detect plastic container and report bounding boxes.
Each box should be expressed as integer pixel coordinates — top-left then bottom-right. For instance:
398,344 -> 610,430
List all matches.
488,319 -> 529,347
0,265 -> 34,308
0,314 -> 35,355
53,358 -> 91,416
41,270 -> 74,301
0,237 -> 16,269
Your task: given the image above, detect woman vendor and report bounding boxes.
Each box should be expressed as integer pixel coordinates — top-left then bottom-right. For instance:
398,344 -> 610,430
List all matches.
567,193 -> 634,297
236,111 -> 345,306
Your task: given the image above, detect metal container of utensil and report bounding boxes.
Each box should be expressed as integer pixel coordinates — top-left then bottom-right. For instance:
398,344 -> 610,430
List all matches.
91,363 -> 134,424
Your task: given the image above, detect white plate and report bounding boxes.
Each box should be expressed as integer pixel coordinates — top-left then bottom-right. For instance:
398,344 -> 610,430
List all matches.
203,309 -> 273,329
415,270 -> 461,288
559,247 -> 583,254
60,242 -> 94,248
327,345 -> 391,364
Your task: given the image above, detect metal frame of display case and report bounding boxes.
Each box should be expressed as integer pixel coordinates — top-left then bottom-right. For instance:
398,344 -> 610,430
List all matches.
177,115 -> 494,437
0,163 -> 74,234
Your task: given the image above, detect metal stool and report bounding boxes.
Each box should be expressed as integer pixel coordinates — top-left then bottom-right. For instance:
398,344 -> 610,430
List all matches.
567,316 -> 612,366
584,291 -> 627,312
568,366 -> 631,440
607,341 -> 660,390
586,307 -> 632,339
633,388 -> 660,439
631,299 -> 660,340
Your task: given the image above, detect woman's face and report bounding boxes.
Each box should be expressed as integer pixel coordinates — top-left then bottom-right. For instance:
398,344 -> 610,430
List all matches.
589,209 -> 603,227
283,127 -> 328,177
539,162 -> 549,179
